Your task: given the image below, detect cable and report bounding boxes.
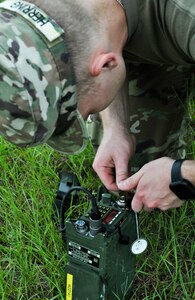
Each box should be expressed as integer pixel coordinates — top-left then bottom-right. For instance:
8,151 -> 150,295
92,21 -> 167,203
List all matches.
59,186 -> 100,232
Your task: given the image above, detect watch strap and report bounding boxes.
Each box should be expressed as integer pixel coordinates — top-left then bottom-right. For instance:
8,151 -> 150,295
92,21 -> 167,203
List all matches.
171,159 -> 185,182
170,159 -> 195,200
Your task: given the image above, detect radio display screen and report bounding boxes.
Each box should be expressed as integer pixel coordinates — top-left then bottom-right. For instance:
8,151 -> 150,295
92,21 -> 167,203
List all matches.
102,209 -> 118,224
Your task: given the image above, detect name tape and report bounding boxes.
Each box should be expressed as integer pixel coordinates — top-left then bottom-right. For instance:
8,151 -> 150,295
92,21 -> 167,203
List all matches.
0,0 -> 64,42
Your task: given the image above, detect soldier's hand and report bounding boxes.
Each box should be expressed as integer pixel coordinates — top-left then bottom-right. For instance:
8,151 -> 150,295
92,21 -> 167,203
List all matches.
93,128 -> 136,191
117,157 -> 184,211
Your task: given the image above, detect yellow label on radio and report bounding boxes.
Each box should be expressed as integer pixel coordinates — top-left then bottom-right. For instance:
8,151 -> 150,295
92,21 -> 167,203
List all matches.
66,273 -> 73,300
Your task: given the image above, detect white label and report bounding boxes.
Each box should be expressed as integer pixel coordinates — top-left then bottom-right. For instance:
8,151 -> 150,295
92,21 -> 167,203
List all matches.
0,0 -> 64,42
131,238 -> 148,255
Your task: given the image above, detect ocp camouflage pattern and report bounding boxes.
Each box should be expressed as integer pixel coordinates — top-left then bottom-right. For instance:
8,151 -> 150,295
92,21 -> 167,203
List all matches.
0,2 -> 87,154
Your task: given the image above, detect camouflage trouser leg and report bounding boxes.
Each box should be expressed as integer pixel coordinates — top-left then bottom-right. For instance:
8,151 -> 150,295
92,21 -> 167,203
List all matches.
87,64 -> 194,170
126,63 -> 194,170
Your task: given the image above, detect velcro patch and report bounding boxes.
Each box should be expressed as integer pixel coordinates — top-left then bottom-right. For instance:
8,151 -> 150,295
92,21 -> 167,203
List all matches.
0,0 -> 64,42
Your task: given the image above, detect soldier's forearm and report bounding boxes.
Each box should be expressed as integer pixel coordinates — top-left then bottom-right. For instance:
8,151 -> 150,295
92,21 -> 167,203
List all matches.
182,160 -> 195,185
100,80 -> 130,131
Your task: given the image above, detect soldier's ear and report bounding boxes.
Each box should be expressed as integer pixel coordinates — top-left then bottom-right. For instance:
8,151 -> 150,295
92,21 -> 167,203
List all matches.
90,52 -> 118,76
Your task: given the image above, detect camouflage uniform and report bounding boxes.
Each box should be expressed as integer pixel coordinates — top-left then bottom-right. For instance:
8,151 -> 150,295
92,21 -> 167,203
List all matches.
125,63 -> 194,171
88,0 -> 195,170
0,0 -> 88,154
0,0 -> 194,164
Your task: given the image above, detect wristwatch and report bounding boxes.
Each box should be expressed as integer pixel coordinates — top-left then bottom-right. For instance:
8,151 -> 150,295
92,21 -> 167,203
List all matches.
169,159 -> 195,200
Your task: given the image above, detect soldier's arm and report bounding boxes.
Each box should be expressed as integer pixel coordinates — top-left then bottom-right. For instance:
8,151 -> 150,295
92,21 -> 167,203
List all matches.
93,81 -> 136,190
100,80 -> 130,132
182,160 -> 195,185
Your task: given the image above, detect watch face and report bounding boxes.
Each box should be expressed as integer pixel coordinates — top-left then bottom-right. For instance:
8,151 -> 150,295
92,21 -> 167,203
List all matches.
170,179 -> 195,200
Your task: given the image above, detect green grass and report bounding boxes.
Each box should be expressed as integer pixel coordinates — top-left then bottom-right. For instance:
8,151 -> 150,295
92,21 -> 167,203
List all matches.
0,110 -> 194,300
0,0 -> 194,297
0,141 -> 103,300
0,98 -> 194,300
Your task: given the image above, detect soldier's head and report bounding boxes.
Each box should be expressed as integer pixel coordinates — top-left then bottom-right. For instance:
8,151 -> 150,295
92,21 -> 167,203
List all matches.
0,0 -> 127,153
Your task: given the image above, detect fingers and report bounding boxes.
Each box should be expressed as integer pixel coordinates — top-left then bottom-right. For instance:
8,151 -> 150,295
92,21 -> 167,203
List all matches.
96,166 -> 118,191
93,147 -> 132,191
117,169 -> 143,190
93,151 -> 118,190
131,196 -> 144,212
117,170 -> 144,212
115,159 -> 130,186
132,194 -> 184,212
